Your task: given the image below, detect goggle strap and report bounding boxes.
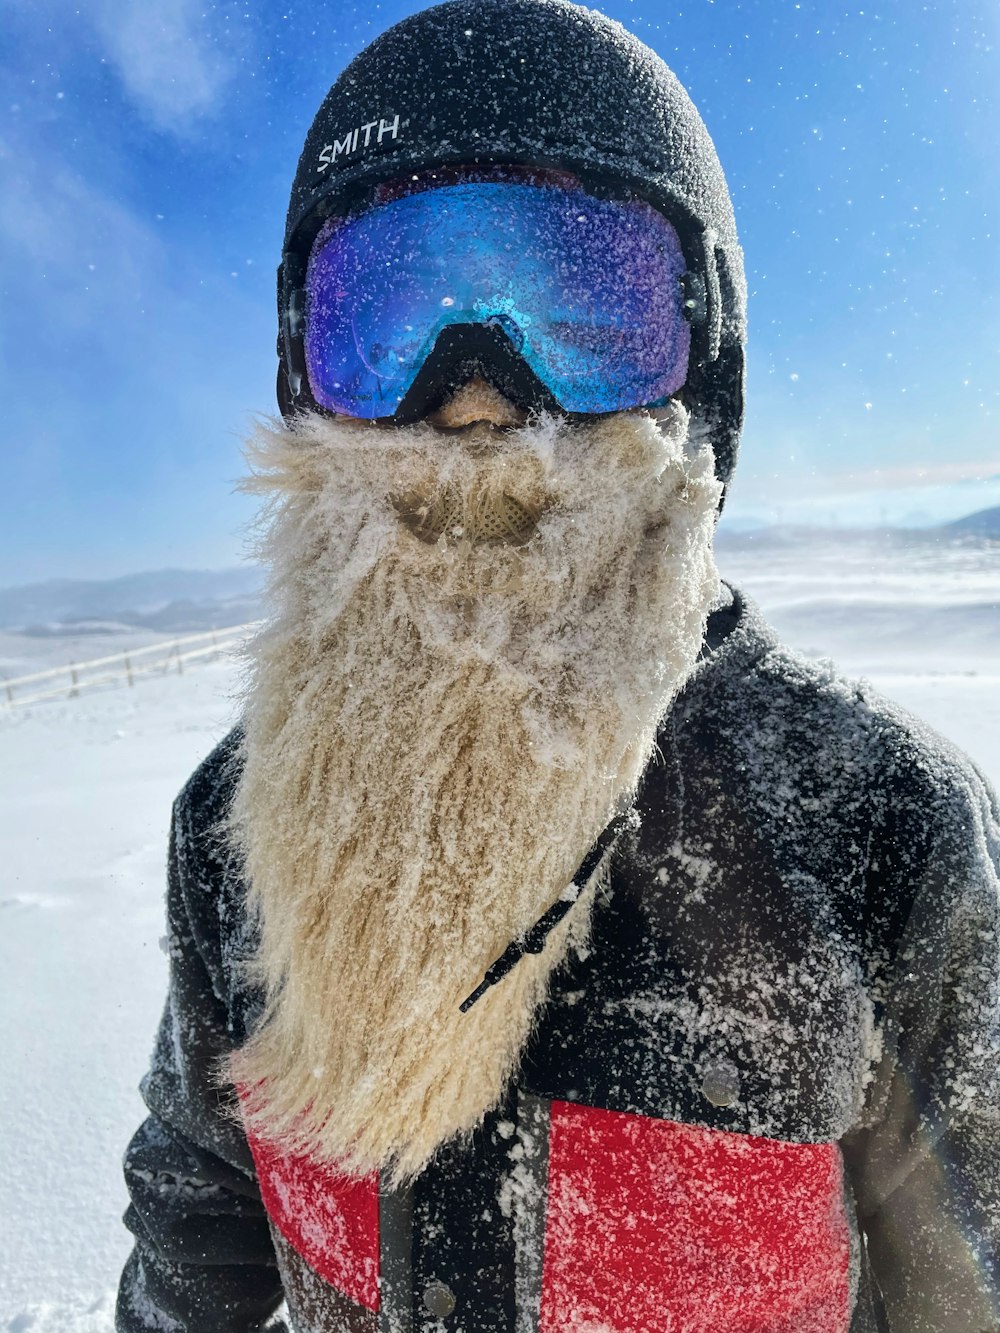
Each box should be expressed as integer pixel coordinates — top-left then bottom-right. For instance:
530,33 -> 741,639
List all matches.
701,227 -> 723,363
278,257 -> 310,414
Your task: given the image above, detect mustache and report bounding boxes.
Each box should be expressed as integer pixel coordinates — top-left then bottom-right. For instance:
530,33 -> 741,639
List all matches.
392,476 -> 542,546
381,421 -> 549,546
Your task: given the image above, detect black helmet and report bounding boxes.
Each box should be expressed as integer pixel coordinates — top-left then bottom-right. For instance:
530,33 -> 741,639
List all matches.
277,0 -> 746,489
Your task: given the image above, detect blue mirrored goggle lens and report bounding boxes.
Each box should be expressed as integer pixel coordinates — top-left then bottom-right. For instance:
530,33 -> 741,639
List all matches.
304,182 -> 691,418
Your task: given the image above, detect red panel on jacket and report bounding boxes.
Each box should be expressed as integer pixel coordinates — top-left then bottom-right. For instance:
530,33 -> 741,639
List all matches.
541,1101 -> 852,1333
244,1125 -> 380,1312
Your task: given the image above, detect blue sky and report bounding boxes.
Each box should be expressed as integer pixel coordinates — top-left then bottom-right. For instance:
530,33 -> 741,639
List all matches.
1,0 -> 997,583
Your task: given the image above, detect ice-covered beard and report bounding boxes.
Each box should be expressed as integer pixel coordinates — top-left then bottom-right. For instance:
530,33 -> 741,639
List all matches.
227,400 -> 722,1183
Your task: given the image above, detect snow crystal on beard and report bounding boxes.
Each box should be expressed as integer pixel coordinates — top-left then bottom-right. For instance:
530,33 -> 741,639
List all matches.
226,402 -> 722,1183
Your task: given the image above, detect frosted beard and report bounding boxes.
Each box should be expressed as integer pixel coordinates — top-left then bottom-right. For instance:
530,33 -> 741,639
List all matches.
227,401 -> 722,1182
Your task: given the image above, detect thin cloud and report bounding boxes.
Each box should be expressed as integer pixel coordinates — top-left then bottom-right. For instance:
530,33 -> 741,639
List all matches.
809,460 -> 1000,496
737,457 -> 1000,504
727,453 -> 1000,528
0,130 -> 163,338
87,0 -> 241,133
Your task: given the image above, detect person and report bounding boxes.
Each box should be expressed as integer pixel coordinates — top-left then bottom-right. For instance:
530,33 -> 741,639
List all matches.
116,1 -> 1000,1330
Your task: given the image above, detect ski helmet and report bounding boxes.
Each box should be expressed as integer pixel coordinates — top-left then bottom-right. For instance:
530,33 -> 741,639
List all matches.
278,0 -> 747,490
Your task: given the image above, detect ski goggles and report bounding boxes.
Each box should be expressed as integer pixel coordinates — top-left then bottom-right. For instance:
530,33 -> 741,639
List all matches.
301,180 -> 693,420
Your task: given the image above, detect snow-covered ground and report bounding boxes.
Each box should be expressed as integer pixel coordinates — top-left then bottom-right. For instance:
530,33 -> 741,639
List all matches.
0,661 -> 244,1332
0,539 -> 997,1330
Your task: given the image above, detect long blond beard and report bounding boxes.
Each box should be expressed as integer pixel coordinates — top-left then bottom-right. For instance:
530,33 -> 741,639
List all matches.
227,403 -> 721,1182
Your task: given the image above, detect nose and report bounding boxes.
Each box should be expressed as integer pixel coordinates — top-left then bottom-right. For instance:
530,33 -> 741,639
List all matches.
426,376 -> 529,430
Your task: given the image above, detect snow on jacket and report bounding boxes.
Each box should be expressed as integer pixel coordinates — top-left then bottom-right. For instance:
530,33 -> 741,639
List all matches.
116,585 -> 1000,1333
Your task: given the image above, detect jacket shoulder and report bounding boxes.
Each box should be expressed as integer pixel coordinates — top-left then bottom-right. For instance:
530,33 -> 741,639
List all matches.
174,724 -> 244,843
672,602 -> 998,929
169,726 -> 249,1004
714,641 -> 1000,921
712,628 -> 996,816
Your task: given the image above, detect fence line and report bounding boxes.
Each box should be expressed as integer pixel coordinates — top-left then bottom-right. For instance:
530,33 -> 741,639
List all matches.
1,622 -> 260,708
3,624 -> 251,689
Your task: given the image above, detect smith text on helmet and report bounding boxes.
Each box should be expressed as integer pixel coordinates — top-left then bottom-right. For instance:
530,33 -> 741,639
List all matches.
318,115 -> 404,171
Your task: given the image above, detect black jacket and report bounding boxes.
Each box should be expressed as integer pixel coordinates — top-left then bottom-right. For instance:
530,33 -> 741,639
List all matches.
117,587 -> 1000,1333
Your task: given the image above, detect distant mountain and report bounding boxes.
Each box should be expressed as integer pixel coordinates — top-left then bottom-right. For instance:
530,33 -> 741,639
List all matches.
717,503 -> 1000,548
939,505 -> 1000,540
0,568 -> 263,633
714,523 -> 901,549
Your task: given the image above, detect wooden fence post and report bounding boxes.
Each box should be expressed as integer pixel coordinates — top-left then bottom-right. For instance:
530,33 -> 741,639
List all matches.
124,654 -> 134,687
69,664 -> 79,699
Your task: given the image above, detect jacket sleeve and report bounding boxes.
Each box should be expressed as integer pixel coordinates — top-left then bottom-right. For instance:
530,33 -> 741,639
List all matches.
845,757 -> 1000,1333
116,783 -> 286,1333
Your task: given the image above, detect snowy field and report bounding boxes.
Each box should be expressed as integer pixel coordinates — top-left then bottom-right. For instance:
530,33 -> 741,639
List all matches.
1,539 -> 997,1331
